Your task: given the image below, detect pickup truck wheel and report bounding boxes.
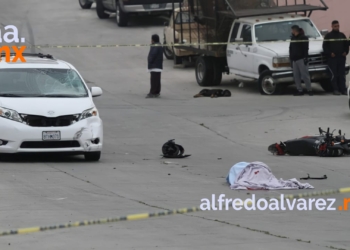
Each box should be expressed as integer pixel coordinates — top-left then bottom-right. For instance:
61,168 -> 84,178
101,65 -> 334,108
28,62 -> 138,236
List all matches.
116,2 -> 128,27
319,79 -> 333,92
174,54 -> 182,65
163,41 -> 174,59
79,0 -> 93,9
258,70 -> 282,95
195,57 -> 214,86
212,58 -> 223,86
96,0 -> 109,19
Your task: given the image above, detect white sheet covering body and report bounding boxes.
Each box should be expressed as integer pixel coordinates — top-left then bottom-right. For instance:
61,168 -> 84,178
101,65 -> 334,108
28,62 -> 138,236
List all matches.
229,161 -> 314,190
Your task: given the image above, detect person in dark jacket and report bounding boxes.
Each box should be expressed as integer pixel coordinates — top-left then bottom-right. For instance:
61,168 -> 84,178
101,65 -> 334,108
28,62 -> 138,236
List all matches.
322,20 -> 349,95
146,34 -> 163,98
289,25 -> 312,96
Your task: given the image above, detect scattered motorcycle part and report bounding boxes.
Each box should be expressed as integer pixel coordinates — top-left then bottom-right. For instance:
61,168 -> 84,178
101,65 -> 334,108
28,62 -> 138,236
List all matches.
300,174 -> 327,180
268,142 -> 286,155
162,139 -> 191,158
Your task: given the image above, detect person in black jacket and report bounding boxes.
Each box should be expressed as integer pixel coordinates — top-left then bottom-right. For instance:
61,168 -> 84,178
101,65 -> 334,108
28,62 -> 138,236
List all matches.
289,25 -> 312,96
323,20 -> 349,95
146,34 -> 163,98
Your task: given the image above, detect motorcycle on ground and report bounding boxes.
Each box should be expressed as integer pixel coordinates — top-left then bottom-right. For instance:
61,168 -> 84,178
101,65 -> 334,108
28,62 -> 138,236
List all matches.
268,127 -> 350,157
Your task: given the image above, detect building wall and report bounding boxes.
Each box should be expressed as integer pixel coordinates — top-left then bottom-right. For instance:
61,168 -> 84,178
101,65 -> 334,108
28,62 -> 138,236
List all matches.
305,0 -> 350,36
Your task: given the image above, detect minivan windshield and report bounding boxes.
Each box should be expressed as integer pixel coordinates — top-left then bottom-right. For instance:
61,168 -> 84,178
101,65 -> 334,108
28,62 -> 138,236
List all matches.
255,19 -> 321,42
0,68 -> 88,97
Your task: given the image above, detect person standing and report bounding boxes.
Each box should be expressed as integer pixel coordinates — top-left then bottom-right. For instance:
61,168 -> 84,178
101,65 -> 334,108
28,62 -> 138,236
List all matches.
322,20 -> 349,95
289,25 -> 313,96
146,34 -> 163,98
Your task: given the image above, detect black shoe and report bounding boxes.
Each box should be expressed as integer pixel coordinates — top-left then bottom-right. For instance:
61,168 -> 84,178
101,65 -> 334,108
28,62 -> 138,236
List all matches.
146,93 -> 156,98
154,94 -> 160,97
341,92 -> 347,95
293,91 -> 304,96
307,90 -> 313,96
333,91 -> 341,95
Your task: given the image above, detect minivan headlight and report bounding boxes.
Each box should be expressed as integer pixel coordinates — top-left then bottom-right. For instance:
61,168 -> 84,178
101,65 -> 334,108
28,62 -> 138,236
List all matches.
0,107 -> 23,123
79,107 -> 99,120
273,57 -> 290,68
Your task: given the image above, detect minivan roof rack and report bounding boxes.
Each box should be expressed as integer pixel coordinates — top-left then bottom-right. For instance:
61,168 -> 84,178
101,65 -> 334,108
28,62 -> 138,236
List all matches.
0,53 -> 55,60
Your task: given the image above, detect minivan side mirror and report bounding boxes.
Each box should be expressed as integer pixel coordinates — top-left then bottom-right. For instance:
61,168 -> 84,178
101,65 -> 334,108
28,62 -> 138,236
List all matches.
91,87 -> 103,97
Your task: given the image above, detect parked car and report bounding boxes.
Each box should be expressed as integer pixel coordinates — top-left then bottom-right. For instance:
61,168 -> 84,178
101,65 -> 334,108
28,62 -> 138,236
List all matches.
79,0 -> 95,9
95,0 -> 182,27
163,7 -> 203,65
0,53 -> 103,161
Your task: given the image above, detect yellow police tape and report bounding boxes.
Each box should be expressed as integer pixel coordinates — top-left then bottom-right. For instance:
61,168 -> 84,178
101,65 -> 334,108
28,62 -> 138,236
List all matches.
24,38 -> 350,49
0,186 -> 350,237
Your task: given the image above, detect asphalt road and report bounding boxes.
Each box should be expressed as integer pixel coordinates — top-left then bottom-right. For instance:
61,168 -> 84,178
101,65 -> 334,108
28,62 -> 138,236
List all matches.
0,0 -> 350,249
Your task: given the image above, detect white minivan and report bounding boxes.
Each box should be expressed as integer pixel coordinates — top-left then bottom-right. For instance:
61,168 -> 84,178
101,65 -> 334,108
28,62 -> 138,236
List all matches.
0,53 -> 103,161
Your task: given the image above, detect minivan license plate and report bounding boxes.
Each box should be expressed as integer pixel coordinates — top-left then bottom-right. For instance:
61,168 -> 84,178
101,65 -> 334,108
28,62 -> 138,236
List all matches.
42,131 -> 61,141
150,4 -> 159,8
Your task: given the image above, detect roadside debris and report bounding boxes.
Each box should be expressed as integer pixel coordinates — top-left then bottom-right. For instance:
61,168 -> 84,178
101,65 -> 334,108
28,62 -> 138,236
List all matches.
161,139 -> 191,158
193,89 -> 231,98
300,174 -> 327,180
162,161 -> 179,165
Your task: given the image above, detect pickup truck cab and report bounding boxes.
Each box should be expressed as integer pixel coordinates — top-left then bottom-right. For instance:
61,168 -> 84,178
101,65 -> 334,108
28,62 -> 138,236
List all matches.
224,14 -> 349,94
95,0 -> 181,27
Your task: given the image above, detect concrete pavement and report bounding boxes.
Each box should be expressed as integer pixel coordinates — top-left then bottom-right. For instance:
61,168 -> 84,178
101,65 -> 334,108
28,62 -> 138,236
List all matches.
0,0 -> 349,249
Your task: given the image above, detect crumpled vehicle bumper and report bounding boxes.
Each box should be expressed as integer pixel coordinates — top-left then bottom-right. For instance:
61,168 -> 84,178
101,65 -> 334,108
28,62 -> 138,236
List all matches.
0,116 -> 103,154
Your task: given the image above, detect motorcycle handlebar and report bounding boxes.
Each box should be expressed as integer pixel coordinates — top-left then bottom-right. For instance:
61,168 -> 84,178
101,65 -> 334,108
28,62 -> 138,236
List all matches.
319,127 -> 329,135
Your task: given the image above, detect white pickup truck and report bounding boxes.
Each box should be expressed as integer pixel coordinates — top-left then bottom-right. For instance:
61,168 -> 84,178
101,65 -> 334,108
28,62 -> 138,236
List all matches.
174,0 -> 350,95
225,14 -> 350,94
